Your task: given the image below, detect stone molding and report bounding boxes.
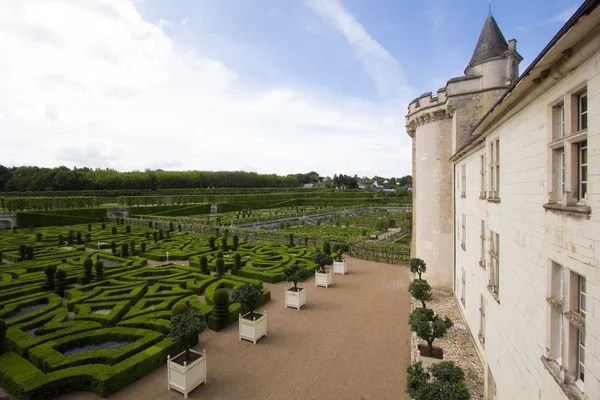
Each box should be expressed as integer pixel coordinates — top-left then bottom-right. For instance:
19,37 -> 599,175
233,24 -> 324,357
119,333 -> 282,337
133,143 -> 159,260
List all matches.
406,109 -> 452,135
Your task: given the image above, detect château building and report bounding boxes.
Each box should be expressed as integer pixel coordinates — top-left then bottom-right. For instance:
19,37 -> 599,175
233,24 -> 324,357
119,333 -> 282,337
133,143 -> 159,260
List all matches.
406,0 -> 600,398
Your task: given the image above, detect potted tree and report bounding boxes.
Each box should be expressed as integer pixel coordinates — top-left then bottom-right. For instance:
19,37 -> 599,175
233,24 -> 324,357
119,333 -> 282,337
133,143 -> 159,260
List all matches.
232,283 -> 267,344
312,252 -> 333,288
283,263 -> 308,310
410,257 -> 427,280
168,307 -> 208,398
409,307 -> 453,365
332,242 -> 350,275
406,361 -> 470,400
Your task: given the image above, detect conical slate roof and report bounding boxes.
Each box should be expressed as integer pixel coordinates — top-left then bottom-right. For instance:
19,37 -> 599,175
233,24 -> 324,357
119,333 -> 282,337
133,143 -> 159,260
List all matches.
466,13 -> 508,71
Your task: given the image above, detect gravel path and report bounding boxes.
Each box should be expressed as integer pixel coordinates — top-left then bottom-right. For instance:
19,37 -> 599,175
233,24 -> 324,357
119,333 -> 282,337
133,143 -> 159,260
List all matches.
59,257 -> 411,400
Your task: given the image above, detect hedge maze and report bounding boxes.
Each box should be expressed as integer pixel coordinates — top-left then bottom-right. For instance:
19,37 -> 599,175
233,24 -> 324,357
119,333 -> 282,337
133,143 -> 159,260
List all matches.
0,223 -> 320,399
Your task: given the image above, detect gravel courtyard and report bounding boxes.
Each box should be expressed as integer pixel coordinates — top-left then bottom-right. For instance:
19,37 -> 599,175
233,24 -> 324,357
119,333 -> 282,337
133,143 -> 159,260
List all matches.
59,257 -> 411,400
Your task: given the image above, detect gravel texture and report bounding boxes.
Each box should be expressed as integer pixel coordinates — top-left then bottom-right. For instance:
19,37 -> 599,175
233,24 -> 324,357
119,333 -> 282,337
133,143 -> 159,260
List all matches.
411,289 -> 485,399
58,256 -> 411,400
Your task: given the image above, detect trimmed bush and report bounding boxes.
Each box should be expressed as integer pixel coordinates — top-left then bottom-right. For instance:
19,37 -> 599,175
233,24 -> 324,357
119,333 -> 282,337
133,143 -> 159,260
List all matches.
171,303 -> 189,317
407,361 -> 470,400
200,256 -> 209,274
409,279 -> 432,308
409,308 -> 453,356
211,288 -> 229,331
94,261 -> 104,281
232,235 -> 239,251
111,227 -> 117,235
216,257 -> 225,276
410,258 -> 427,280
55,270 -> 67,298
121,243 -> 129,258
83,258 -> 93,282
44,266 -> 57,291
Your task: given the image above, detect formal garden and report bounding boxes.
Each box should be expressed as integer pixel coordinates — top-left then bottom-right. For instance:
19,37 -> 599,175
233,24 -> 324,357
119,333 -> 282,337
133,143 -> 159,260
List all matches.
0,222 -> 337,399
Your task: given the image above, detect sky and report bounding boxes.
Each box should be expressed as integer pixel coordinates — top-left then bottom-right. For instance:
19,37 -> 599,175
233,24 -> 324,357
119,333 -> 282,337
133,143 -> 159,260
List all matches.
0,0 -> 583,178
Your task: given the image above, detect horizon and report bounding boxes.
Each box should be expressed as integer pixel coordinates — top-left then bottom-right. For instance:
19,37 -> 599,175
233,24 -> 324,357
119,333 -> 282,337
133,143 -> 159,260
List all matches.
0,0 -> 582,177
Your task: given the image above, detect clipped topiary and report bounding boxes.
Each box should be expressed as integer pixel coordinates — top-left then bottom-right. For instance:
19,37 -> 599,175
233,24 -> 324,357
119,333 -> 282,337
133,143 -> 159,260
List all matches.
232,235 -> 239,250
233,253 -> 242,274
410,258 -> 427,280
409,279 -> 432,308
170,309 -> 207,359
55,269 -> 67,297
406,361 -> 470,400
0,319 -> 6,351
221,236 -> 228,251
94,261 -> 105,280
44,265 -> 57,290
83,258 -> 94,282
216,257 -> 225,276
121,243 -> 129,257
200,255 -> 209,274
212,288 -> 229,331
409,307 -> 453,357
112,226 -> 117,235
171,303 -> 189,318
209,237 -> 216,250
323,240 -> 331,254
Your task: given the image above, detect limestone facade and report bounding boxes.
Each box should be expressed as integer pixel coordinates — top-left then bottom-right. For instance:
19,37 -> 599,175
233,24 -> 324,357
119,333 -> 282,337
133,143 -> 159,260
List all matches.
406,12 -> 521,290
451,3 -> 600,399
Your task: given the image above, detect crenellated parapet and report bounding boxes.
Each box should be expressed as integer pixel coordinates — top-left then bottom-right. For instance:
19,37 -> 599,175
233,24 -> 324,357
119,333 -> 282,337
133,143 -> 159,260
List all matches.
405,88 -> 452,137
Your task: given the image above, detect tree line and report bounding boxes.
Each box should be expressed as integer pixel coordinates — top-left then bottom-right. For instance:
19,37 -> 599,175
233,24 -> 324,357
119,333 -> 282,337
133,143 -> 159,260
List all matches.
0,165 -> 412,193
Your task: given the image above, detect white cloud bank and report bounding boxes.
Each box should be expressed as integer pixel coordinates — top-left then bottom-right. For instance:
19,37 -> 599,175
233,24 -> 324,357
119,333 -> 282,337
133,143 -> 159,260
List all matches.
0,0 -> 412,178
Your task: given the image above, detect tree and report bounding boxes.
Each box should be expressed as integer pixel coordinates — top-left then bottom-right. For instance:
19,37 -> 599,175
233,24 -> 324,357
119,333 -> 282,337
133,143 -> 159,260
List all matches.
232,235 -> 239,251
312,252 -> 333,273
209,237 -> 216,250
221,236 -> 228,251
233,253 -> 242,274
409,279 -> 432,308
94,261 -> 105,280
231,283 -> 263,318
410,258 -> 427,280
409,308 -> 453,356
55,269 -> 67,297
282,263 -> 308,291
169,309 -> 207,357
25,246 -> 34,260
332,242 -> 349,261
406,361 -> 470,400
121,243 -> 129,257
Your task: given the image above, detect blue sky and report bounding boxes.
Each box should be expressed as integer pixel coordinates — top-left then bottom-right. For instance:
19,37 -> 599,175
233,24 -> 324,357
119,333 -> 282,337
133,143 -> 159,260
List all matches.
0,0 -> 582,178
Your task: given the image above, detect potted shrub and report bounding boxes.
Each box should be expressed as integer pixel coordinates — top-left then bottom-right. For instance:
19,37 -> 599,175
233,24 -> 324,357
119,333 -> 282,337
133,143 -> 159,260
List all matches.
406,361 -> 470,400
312,252 -> 333,288
283,263 -> 308,310
409,307 -> 453,363
232,283 -> 267,344
168,307 -> 208,398
332,242 -> 350,275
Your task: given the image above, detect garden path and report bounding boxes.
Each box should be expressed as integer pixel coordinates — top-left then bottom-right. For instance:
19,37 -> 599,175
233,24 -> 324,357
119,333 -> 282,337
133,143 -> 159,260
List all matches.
58,257 -> 411,400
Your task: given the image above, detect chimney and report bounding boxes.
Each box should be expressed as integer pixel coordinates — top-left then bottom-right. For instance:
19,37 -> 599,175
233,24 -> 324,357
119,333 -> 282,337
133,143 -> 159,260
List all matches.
508,39 -> 517,53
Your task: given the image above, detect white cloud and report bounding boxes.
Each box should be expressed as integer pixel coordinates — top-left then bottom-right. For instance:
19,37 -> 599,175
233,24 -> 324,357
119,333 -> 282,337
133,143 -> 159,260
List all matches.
305,0 -> 410,102
180,17 -> 190,26
0,0 -> 412,178
517,6 -> 578,33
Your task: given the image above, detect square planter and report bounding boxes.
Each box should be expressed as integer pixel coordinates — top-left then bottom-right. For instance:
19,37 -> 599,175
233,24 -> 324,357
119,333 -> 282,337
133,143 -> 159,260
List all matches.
285,287 -> 306,310
333,260 -> 347,275
167,349 -> 207,398
239,311 -> 267,344
315,270 -> 333,288
417,344 -> 443,368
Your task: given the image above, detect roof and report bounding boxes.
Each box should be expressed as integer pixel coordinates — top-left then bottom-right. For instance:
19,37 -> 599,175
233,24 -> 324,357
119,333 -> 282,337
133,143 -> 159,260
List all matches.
465,12 -> 508,72
451,0 -> 600,161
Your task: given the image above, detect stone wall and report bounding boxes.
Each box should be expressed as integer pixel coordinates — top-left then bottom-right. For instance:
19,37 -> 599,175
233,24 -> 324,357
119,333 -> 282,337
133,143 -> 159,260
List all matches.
453,46 -> 600,400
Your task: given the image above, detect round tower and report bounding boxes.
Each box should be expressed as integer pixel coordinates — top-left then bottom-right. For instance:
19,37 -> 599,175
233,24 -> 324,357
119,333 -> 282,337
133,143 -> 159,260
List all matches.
406,11 -> 522,291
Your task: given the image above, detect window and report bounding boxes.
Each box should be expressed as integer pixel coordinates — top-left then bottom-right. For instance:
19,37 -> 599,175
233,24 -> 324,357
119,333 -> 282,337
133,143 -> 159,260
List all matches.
488,139 -> 500,200
578,92 -> 587,132
461,214 -> 466,250
461,164 -> 466,198
547,88 -> 589,208
549,262 -> 564,365
479,220 -> 486,268
578,140 -> 587,201
488,230 -> 499,299
461,268 -> 466,306
546,266 -> 588,395
480,154 -> 486,198
479,294 -> 486,346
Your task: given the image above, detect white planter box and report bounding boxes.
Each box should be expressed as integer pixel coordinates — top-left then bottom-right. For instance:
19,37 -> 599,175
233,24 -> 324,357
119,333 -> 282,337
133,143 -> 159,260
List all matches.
315,270 -> 333,288
239,311 -> 267,344
167,349 -> 207,398
333,260 -> 347,275
285,287 -> 306,310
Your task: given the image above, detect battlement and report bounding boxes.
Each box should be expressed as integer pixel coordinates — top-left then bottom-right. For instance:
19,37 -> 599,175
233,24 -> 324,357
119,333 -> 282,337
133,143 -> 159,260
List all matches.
407,88 -> 448,115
